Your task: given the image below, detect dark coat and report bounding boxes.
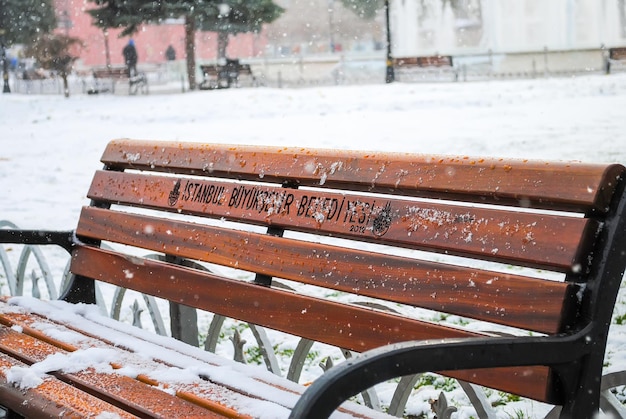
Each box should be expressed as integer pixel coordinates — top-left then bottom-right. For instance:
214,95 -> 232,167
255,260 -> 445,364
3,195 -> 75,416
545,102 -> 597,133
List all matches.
123,43 -> 138,66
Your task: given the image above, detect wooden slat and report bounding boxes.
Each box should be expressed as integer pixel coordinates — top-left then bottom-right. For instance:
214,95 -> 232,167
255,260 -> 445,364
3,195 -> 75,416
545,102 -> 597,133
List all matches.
0,352 -> 138,418
100,139 -> 625,212
393,56 -> 453,67
0,307 -> 374,419
0,325 -> 230,418
68,245 -> 556,402
77,206 -> 574,334
0,310 -> 260,419
610,47 -> 626,60
71,245 -> 484,348
87,171 -> 596,272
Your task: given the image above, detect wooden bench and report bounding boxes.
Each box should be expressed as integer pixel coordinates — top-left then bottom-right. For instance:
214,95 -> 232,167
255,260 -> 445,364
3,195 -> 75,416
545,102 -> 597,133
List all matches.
199,60 -> 256,90
605,47 -> 626,74
393,55 -> 458,82
90,66 -> 148,95
1,139 -> 626,418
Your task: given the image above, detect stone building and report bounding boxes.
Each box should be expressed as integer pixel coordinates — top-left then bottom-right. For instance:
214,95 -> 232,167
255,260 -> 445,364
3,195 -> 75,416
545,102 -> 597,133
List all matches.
391,0 -> 626,57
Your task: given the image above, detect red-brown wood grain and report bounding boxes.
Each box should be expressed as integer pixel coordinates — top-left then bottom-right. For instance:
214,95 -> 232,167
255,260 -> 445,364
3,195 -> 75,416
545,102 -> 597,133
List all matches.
87,171 -> 596,272
0,352 -> 138,418
0,307 -> 375,419
77,206 -> 574,334
100,139 -> 625,212
0,326 -> 229,418
70,245 -> 485,349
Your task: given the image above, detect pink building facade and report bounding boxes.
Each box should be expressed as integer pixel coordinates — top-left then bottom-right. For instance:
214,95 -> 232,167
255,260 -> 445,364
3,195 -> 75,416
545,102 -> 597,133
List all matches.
54,0 -> 266,68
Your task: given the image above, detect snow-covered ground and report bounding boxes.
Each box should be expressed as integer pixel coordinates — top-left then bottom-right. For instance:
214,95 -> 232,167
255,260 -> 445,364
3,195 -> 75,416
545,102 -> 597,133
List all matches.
1,73 -> 626,418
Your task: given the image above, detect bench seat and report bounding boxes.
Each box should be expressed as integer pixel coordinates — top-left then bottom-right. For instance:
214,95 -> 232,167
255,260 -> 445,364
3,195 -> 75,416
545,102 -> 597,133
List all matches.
90,66 -> 148,95
606,47 -> 626,74
199,61 -> 256,89
0,296 -> 389,418
392,56 -> 458,82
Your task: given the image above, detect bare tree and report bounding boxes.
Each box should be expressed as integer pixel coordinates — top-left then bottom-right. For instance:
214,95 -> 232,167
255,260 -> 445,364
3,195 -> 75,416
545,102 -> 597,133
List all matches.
25,34 -> 83,98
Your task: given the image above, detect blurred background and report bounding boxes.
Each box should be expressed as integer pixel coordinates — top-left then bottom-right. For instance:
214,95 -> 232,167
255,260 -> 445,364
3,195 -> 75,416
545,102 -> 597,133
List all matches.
2,0 -> 626,93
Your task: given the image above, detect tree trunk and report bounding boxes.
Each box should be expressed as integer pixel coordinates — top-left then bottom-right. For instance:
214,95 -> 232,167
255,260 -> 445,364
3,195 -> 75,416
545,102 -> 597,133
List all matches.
184,15 -> 197,90
217,31 -> 229,60
617,0 -> 626,38
62,73 -> 69,98
103,29 -> 111,69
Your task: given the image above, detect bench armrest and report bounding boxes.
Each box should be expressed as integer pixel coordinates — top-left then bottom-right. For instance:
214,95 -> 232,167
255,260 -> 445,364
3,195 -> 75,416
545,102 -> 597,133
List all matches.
289,335 -> 583,418
0,229 -> 76,254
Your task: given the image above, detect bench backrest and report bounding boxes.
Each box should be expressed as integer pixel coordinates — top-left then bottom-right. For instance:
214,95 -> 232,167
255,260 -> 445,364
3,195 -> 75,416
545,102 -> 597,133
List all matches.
393,56 -> 453,68
609,47 -> 626,60
65,139 -> 626,405
93,67 -> 128,78
200,65 -> 219,76
201,63 -> 253,76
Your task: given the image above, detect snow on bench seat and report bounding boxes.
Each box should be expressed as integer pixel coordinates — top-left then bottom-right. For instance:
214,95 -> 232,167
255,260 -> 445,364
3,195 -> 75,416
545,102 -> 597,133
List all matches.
0,297 -> 390,419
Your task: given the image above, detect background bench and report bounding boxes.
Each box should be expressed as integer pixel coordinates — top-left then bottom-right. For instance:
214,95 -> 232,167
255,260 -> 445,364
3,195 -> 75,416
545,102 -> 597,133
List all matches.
199,59 -> 257,89
1,139 -> 626,418
393,55 -> 458,82
89,66 -> 148,95
606,47 -> 626,74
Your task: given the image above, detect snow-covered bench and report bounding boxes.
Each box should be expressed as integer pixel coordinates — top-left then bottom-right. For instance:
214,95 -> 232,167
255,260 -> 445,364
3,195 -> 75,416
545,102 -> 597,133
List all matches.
1,139 -> 626,418
606,47 -> 626,74
199,60 -> 256,90
392,55 -> 458,82
90,66 -> 148,95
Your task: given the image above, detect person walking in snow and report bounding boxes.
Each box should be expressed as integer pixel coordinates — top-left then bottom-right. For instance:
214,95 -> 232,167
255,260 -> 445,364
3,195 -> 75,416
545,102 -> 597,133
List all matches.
123,39 -> 138,77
